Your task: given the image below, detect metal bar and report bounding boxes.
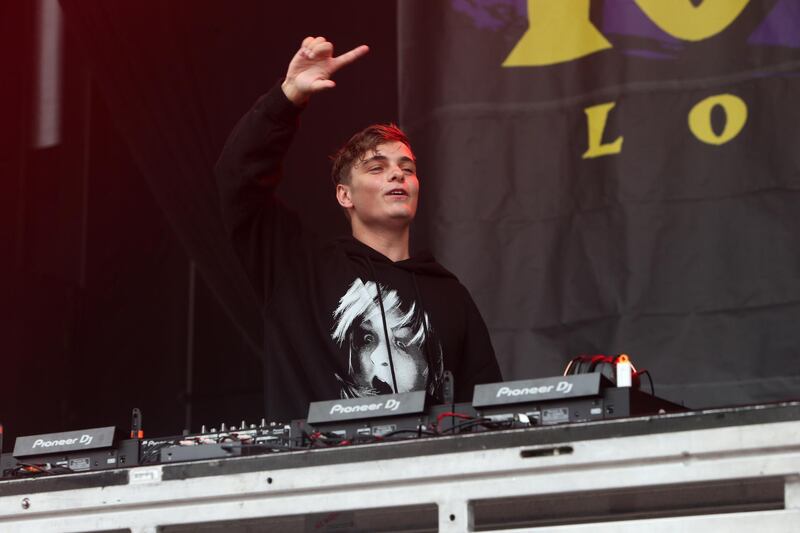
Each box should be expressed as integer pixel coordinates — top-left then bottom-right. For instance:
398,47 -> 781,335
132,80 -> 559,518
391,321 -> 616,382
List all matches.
32,0 -> 63,149
0,419 -> 798,531
184,260 -> 197,432
786,474 -> 800,510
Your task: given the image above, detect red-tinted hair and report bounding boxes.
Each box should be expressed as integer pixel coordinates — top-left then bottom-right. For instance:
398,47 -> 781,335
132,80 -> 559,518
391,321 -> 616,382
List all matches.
330,123 -> 412,185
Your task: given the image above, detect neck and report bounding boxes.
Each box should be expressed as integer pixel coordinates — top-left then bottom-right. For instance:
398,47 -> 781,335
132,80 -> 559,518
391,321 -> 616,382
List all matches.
351,221 -> 411,262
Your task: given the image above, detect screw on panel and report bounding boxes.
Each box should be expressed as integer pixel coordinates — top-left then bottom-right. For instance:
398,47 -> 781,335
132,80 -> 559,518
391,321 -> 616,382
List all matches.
21,498 -> 30,510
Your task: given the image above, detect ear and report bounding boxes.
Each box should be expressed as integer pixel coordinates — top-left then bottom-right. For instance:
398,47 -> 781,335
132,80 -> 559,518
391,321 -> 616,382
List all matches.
336,183 -> 354,209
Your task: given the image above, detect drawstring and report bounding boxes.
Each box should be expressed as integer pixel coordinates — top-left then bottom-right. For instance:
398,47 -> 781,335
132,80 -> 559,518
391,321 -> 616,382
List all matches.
411,272 -> 436,396
366,256 -> 400,394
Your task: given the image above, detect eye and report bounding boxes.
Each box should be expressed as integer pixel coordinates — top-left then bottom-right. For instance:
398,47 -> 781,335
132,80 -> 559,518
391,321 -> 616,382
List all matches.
369,166 -> 383,173
351,324 -> 378,351
395,340 -> 407,349
402,167 -> 415,175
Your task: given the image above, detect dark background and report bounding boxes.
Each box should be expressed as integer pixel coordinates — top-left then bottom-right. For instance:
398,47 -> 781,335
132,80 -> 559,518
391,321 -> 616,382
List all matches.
399,0 -> 800,409
2,0 -> 799,450
1,0 -> 399,446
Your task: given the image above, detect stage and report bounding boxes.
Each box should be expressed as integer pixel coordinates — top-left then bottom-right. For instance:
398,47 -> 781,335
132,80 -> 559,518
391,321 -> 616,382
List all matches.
1,402 -> 798,532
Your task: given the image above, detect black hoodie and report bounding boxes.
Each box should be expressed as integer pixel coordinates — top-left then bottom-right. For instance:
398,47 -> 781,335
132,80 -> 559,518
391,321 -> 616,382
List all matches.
215,84 -> 502,422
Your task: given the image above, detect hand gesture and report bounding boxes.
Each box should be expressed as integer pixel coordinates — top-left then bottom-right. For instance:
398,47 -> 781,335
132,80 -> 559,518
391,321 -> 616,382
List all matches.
282,36 -> 369,106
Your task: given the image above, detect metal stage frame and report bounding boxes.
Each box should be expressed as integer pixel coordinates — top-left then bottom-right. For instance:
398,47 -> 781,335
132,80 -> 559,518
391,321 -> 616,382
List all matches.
1,403 -> 799,532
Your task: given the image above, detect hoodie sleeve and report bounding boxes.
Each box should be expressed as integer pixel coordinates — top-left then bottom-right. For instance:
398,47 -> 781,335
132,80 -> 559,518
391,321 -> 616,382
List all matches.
454,287 -> 503,402
214,83 -> 304,303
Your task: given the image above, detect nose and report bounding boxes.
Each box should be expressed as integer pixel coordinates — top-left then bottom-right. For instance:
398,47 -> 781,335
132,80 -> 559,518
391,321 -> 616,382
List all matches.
370,345 -> 394,383
388,164 -> 405,182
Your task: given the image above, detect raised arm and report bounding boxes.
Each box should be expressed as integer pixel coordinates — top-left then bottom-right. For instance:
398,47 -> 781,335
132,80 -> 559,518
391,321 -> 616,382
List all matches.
214,37 -> 368,301
215,37 -> 369,225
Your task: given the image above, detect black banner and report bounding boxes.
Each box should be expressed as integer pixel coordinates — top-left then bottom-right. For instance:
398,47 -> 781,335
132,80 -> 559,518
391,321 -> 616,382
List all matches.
399,0 -> 800,407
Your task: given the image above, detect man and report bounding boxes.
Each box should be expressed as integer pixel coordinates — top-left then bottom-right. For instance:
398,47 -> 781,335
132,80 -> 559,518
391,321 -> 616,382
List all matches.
215,36 -> 501,421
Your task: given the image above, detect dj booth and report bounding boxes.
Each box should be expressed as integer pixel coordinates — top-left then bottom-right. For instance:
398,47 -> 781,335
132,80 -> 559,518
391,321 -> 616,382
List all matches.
1,374 -> 799,532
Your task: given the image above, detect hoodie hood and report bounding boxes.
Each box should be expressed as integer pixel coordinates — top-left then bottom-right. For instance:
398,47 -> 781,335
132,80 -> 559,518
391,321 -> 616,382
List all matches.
335,235 -> 458,279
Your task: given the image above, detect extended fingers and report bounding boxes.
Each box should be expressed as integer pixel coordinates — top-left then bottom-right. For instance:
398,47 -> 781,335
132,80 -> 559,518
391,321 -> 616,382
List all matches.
332,44 -> 370,69
297,37 -> 368,67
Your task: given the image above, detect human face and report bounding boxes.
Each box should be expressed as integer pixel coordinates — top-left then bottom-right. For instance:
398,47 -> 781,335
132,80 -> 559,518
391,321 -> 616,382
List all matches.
338,141 -> 419,228
350,307 -> 427,394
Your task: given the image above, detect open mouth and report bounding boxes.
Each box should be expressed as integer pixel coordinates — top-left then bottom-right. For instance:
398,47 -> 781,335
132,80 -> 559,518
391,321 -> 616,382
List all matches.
386,189 -> 408,197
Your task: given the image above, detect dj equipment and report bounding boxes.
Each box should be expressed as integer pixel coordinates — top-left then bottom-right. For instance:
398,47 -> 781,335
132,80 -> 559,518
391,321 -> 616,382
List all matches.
0,426 -> 140,477
2,403 -> 797,533
0,372 -> 686,477
145,420 -> 296,464
472,373 -> 683,426
304,390 -> 431,441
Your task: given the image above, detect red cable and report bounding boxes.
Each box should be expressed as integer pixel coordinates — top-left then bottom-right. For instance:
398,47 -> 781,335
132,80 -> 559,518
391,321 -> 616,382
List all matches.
436,411 -> 473,425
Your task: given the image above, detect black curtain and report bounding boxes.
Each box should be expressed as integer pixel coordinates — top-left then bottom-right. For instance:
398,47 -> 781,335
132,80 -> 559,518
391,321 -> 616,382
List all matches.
1,0 -> 399,441
399,0 -> 800,407
58,1 -> 264,351
57,0 -> 401,351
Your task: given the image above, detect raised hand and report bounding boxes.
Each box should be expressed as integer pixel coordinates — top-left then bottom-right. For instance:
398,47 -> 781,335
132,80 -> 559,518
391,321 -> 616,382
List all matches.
281,36 -> 369,106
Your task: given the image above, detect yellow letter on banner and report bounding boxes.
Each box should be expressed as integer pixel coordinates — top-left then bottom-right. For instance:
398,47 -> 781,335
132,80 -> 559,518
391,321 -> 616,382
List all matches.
582,102 -> 623,159
688,94 -> 748,145
503,0 -> 611,67
634,0 -> 750,41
